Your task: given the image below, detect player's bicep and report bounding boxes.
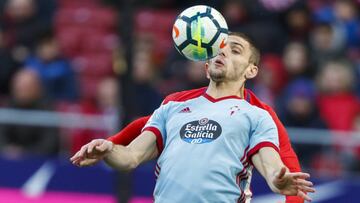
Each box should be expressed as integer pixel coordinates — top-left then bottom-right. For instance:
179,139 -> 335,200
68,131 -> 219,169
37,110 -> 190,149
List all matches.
127,130 -> 158,164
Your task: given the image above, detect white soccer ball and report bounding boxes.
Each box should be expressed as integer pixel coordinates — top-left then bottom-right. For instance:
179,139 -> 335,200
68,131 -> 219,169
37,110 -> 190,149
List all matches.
172,5 -> 228,61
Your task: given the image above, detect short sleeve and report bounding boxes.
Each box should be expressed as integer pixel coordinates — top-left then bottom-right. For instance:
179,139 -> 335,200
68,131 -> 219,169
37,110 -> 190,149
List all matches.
142,104 -> 168,153
247,111 -> 279,161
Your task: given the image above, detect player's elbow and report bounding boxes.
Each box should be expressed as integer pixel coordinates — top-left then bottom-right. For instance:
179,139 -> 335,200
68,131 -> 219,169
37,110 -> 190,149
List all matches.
124,158 -> 140,171
105,157 -> 139,172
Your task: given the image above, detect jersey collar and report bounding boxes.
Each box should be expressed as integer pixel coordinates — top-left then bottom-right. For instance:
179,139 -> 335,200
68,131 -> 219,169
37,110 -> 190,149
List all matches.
202,92 -> 243,103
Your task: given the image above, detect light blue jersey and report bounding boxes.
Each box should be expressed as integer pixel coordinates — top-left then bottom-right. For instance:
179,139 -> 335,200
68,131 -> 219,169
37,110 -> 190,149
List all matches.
143,93 -> 279,203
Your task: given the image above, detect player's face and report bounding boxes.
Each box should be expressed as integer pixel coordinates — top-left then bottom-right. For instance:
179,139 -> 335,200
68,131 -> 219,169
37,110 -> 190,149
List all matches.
206,35 -> 253,83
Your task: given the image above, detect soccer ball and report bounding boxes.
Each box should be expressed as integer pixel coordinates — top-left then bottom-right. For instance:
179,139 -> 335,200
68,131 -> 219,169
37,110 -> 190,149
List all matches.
172,5 -> 228,61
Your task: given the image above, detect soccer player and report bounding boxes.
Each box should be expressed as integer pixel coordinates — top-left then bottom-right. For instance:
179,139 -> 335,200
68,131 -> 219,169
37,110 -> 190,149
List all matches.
71,32 -> 315,202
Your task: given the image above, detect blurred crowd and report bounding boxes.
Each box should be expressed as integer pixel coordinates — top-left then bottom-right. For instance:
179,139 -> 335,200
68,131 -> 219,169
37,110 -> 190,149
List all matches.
0,0 -> 359,172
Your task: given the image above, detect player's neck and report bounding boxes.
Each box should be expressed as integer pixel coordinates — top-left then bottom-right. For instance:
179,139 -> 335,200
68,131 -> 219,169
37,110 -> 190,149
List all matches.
206,81 -> 245,99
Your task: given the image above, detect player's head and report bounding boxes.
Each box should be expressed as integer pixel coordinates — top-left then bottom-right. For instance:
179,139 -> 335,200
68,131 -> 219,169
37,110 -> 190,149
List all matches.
205,32 -> 260,84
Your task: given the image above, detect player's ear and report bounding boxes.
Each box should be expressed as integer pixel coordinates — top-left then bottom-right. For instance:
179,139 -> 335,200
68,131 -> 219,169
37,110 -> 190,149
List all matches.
205,61 -> 210,79
245,64 -> 258,80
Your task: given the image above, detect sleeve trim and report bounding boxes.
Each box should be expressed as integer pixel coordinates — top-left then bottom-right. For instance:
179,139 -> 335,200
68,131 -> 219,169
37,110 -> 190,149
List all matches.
143,126 -> 164,154
247,141 -> 279,165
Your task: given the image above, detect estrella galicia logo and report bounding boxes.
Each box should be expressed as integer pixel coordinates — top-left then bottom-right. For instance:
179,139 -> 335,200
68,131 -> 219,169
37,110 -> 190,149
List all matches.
179,118 -> 222,144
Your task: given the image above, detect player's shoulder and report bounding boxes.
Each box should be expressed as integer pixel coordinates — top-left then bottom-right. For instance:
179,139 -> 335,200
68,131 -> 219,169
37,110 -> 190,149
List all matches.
162,87 -> 207,105
245,89 -> 275,113
243,89 -> 275,117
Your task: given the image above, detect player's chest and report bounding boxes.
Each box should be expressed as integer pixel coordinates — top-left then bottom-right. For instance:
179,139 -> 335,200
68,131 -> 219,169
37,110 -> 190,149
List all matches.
165,103 -> 252,144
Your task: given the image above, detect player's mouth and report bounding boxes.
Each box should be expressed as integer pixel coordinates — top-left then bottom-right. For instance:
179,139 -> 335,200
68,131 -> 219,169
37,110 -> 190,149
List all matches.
214,58 -> 225,67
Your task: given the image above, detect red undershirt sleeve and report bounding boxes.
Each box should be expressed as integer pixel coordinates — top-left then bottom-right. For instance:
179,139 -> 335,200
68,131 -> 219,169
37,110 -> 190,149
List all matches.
107,115 -> 151,145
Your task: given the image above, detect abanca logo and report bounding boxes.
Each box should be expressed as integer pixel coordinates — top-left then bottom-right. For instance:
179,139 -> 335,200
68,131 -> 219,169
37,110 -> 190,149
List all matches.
179,118 -> 222,144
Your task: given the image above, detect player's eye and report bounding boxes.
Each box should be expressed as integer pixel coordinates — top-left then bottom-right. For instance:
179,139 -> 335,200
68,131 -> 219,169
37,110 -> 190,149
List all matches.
232,49 -> 241,54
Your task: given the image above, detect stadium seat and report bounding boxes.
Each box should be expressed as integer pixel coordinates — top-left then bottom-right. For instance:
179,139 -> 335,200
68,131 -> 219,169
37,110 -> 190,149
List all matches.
80,32 -> 119,53
135,10 -> 176,33
72,54 -> 114,77
78,75 -> 103,100
56,27 -> 83,57
57,0 -> 100,8
55,7 -> 117,30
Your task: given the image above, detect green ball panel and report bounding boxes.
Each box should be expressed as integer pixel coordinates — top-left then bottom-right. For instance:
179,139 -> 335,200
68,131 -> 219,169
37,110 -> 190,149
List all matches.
182,44 -> 208,61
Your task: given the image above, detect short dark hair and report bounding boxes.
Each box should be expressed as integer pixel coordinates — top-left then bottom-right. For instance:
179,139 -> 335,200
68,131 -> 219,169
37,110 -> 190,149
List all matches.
229,32 -> 260,66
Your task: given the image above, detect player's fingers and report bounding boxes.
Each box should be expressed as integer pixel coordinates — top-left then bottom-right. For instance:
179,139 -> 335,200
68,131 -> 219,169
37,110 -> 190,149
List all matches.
292,172 -> 310,180
79,144 -> 91,158
297,185 -> 316,193
71,151 -> 85,163
87,139 -> 104,154
79,158 -> 99,167
95,140 -> 112,152
297,190 -> 312,202
72,157 -> 83,166
296,179 -> 313,187
69,153 -> 79,162
276,167 -> 287,179
87,142 -> 98,154
70,148 -> 86,162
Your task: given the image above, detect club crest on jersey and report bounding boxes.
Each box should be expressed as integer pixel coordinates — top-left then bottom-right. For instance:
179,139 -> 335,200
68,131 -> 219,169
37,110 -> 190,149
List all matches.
230,105 -> 240,116
179,118 -> 222,144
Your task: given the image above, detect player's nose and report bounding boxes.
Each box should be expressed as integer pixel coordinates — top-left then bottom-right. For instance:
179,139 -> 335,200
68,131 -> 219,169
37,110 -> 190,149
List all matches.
218,49 -> 226,58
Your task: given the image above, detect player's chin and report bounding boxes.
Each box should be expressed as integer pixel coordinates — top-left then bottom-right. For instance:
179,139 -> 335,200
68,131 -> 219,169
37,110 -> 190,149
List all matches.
209,72 -> 226,82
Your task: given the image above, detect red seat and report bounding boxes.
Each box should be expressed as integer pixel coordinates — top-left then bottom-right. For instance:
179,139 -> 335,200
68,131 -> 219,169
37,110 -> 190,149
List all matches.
55,26 -> 84,57
72,54 -> 113,77
55,8 -> 97,27
55,7 -> 117,31
78,75 -> 103,100
57,0 -> 99,8
92,8 -> 118,31
81,32 -> 119,53
135,10 -> 176,33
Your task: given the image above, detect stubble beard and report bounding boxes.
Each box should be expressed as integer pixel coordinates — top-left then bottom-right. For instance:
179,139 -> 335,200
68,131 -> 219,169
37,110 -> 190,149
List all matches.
209,69 -> 226,82
209,68 -> 243,83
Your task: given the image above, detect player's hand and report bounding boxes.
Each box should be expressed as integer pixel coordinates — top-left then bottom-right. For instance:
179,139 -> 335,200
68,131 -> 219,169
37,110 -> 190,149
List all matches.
70,139 -> 113,167
272,167 -> 315,202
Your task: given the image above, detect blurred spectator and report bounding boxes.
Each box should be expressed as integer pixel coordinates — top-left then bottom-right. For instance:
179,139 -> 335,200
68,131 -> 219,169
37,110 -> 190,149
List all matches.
314,0 -> 360,49
221,0 -> 248,28
278,78 -> 327,129
352,109 -> 360,169
278,78 -> 328,168
316,60 -> 360,131
68,77 -> 120,154
253,54 -> 288,107
283,4 -> 312,41
283,41 -> 313,78
130,35 -> 162,119
96,77 -> 121,135
0,27 -> 18,97
25,32 -> 78,102
0,69 -> 60,157
184,61 -> 208,89
354,113 -> 360,132
259,0 -> 297,12
240,21 -> 287,53
309,23 -> 346,67
1,0 -> 53,63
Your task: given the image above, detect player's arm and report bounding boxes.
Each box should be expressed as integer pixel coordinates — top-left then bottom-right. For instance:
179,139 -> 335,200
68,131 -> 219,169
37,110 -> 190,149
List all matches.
104,130 -> 158,171
266,106 -> 302,172
71,130 -> 158,171
251,147 -> 315,202
107,115 -> 151,145
265,106 -> 305,203
247,90 -> 302,177
104,100 -> 169,171
71,101 -> 167,169
248,110 -> 314,202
